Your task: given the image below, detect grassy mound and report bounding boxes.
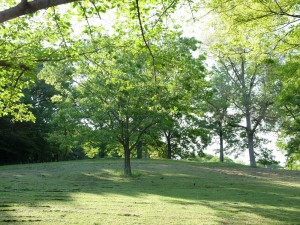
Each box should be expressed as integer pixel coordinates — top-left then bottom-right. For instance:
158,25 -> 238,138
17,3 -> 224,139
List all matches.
0,159 -> 299,224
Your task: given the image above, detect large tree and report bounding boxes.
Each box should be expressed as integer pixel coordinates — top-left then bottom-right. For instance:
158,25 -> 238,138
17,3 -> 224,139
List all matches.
39,27 -> 208,175
212,50 -> 276,167
201,0 -> 290,167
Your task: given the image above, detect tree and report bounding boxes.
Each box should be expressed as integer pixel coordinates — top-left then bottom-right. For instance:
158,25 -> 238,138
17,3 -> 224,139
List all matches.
212,50 -> 277,167
37,62 -> 88,160
79,55 -> 159,176
39,34 -> 158,175
39,24 -> 209,174
207,72 -> 241,162
202,0 -> 286,167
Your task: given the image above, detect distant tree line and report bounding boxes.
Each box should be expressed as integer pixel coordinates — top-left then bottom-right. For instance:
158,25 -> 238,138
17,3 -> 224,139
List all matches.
0,0 -> 299,173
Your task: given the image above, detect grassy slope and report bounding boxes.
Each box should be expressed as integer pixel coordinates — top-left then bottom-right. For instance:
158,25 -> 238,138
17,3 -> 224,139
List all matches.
0,159 -> 299,225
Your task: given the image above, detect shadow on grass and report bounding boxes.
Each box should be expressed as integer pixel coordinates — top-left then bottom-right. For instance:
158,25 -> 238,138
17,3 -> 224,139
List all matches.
0,159 -> 300,224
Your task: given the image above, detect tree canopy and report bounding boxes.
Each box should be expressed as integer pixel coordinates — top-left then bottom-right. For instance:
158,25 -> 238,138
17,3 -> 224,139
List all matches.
1,0 -> 300,171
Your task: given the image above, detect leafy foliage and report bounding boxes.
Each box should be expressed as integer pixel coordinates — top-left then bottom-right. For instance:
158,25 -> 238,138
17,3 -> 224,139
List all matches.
204,0 -> 300,55
0,79 -> 60,164
273,59 -> 300,168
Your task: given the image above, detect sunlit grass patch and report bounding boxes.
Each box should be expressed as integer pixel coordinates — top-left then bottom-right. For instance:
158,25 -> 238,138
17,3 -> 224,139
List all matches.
0,159 -> 299,224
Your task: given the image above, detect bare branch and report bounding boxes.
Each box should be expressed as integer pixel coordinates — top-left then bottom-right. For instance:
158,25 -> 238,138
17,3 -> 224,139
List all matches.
129,120 -> 159,151
91,0 -> 102,20
232,1 -> 300,23
252,100 -> 273,132
228,56 -> 243,85
248,63 -> 258,96
218,58 -> 240,87
135,0 -> 156,79
78,1 -> 94,39
153,0 -> 178,27
187,0 -> 195,22
227,119 -> 247,129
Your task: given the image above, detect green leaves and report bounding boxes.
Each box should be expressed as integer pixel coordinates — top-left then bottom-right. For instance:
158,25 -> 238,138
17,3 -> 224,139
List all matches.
271,59 -> 300,166
205,0 -> 300,57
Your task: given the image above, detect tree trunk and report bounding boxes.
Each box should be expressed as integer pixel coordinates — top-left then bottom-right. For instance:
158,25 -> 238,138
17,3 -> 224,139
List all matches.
144,146 -> 149,159
244,100 -> 256,167
218,121 -> 224,162
166,134 -> 172,159
124,143 -> 132,176
241,59 -> 256,168
247,131 -> 256,167
137,141 -> 143,159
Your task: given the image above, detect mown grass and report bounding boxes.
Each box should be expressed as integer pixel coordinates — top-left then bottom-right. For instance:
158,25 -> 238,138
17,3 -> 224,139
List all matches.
0,159 -> 299,225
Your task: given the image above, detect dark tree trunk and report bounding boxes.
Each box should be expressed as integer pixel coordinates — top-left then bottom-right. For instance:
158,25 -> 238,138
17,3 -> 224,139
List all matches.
124,143 -> 132,176
218,121 -> 224,162
136,141 -> 143,159
166,135 -> 172,159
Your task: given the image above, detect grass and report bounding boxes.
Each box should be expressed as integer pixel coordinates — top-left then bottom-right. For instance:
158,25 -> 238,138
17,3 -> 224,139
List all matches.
0,159 -> 300,225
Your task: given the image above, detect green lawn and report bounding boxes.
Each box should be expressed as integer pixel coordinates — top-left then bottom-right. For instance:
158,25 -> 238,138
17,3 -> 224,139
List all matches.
0,159 -> 299,225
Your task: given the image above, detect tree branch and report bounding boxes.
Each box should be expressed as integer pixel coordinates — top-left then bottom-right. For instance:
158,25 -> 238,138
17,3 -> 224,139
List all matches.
91,0 -> 101,20
78,1 -> 94,39
252,101 -> 273,132
0,0 -> 79,23
248,64 -> 258,96
272,0 -> 300,19
227,119 -> 246,129
284,105 -> 300,124
187,0 -> 195,22
129,119 -> 158,151
135,0 -> 156,79
0,60 -> 30,70
13,70 -> 26,89
153,0 -> 178,27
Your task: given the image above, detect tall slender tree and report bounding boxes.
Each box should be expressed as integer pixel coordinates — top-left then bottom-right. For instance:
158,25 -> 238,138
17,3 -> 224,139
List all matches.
212,50 -> 276,167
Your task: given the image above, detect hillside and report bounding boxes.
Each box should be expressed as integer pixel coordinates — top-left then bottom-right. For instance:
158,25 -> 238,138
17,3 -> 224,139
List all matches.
0,159 -> 299,225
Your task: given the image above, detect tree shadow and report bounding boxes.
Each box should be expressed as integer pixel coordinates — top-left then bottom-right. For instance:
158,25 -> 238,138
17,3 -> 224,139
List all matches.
0,159 -> 300,224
